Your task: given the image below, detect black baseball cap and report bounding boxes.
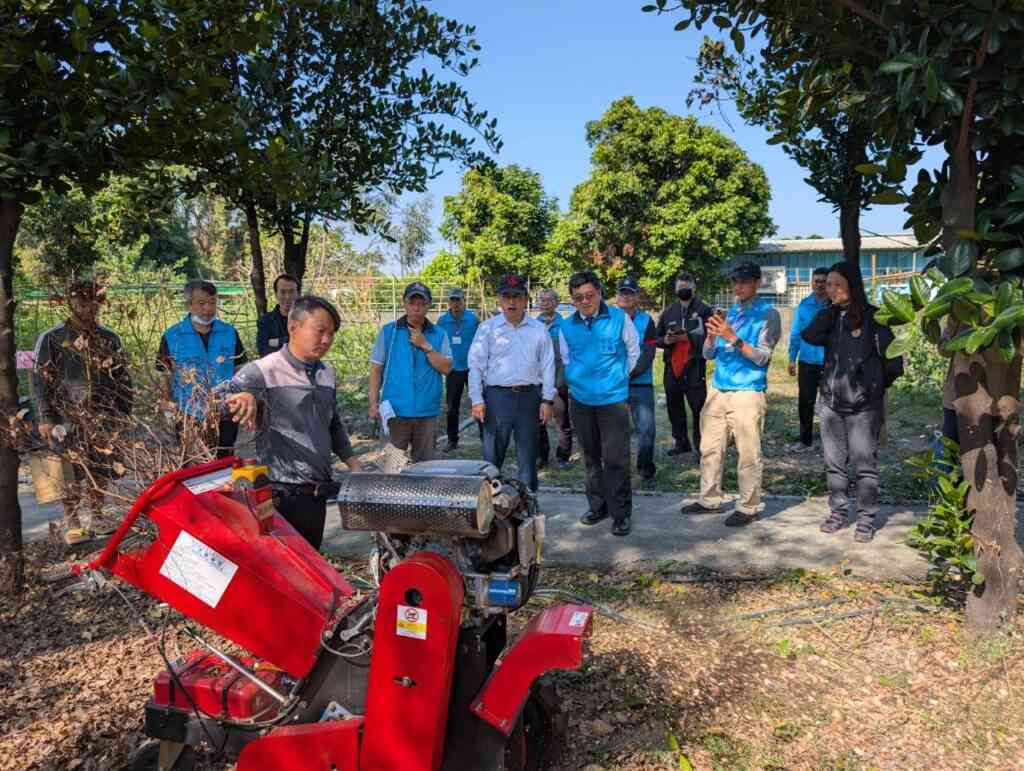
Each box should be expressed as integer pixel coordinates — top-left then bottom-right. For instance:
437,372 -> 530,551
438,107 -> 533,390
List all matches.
403,282 -> 432,303
617,277 -> 640,294
729,261 -> 762,281
497,274 -> 528,295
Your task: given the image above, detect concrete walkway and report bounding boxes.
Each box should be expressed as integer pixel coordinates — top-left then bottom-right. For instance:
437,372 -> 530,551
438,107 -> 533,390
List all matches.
18,483 -> 945,580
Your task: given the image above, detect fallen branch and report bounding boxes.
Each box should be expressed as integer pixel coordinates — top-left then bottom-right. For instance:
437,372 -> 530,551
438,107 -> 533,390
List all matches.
769,602 -> 940,628
664,573 -> 771,584
734,597 -> 850,621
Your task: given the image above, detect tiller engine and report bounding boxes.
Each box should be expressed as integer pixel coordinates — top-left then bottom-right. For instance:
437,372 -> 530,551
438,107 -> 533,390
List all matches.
70,457 -> 592,770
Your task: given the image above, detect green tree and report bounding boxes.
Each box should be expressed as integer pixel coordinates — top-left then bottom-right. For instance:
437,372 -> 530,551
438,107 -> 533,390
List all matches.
17,176 -> 201,282
559,97 -> 774,295
654,0 -> 1024,629
187,0 -> 500,312
688,36 -> 919,263
0,0 -> 268,591
396,196 -> 434,276
439,164 -> 559,291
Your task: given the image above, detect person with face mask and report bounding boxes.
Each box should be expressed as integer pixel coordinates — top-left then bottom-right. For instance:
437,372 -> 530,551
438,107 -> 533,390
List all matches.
157,279 -> 248,457
33,279 -> 133,544
655,272 -> 714,459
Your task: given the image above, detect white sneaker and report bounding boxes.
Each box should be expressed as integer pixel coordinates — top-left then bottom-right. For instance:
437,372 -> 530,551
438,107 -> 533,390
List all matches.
785,441 -> 812,453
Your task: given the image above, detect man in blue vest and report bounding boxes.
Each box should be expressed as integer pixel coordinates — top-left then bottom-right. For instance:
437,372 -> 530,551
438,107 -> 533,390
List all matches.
559,271 -> 640,536
787,266 -> 829,451
436,287 -> 480,453
616,277 -> 658,482
368,282 -> 452,462
681,262 -> 781,526
157,279 -> 247,457
468,274 -> 555,492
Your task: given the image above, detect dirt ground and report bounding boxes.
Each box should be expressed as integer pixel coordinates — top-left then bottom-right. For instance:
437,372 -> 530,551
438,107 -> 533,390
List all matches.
2,546 -> 1022,771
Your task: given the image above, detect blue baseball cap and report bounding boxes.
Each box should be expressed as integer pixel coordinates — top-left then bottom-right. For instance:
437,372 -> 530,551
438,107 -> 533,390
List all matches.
403,282 -> 433,303
617,277 -> 640,294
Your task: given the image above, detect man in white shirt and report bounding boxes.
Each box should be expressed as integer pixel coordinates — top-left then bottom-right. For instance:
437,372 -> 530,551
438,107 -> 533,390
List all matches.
468,274 -> 555,492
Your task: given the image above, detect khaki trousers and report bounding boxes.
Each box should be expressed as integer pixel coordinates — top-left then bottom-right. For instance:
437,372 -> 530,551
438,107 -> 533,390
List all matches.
698,387 -> 767,515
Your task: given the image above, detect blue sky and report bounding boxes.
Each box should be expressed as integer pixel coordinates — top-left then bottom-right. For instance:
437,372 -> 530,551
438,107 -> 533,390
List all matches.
380,0 -> 941,265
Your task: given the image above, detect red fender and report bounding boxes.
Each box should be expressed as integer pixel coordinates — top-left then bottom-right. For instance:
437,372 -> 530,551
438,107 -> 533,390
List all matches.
470,603 -> 593,736
235,719 -> 362,770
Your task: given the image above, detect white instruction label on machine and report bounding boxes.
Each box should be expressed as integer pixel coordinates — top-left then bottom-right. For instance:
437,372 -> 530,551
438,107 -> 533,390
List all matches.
569,611 -> 589,628
396,605 -> 428,640
159,530 -> 239,608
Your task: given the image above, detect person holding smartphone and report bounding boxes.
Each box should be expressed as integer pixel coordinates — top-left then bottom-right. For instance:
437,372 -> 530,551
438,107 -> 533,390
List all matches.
681,262 -> 781,527
656,272 -> 714,460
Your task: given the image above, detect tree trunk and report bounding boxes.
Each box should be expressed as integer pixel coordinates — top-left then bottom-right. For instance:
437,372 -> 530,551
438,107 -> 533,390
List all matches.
838,198 -> 862,265
245,203 -> 268,316
0,198 -> 24,595
839,129 -> 866,264
282,214 -> 311,285
942,129 -> 1023,628
954,346 -> 1024,628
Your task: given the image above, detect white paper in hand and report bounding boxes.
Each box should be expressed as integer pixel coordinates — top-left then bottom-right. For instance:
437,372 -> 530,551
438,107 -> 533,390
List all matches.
379,399 -> 396,437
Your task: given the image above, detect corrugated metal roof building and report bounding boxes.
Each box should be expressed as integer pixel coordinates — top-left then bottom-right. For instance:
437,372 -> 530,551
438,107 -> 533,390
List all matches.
728,234 -> 926,284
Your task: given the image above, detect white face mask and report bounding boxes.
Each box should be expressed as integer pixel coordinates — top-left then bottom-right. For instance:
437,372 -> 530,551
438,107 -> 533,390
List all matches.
191,312 -> 216,327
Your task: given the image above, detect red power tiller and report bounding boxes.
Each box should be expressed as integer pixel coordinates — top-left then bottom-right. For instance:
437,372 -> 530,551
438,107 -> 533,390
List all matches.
68,456 -> 593,771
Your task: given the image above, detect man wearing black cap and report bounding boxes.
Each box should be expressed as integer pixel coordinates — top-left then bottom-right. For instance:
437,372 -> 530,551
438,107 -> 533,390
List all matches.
616,277 -> 659,481
33,280 -> 133,545
368,282 -> 453,462
681,261 -> 781,527
656,272 -> 714,459
436,286 -> 480,452
468,275 -> 555,492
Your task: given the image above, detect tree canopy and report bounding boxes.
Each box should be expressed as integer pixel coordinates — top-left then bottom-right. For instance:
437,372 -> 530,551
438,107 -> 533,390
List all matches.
650,0 -> 1024,628
558,96 -> 774,294
436,164 -> 559,290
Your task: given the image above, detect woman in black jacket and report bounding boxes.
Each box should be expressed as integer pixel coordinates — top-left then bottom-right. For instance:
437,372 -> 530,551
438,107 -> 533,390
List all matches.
801,262 -> 901,542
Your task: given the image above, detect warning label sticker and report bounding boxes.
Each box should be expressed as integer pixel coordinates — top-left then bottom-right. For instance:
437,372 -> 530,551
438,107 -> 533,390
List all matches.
159,530 -> 238,608
568,611 -> 589,628
396,605 -> 428,640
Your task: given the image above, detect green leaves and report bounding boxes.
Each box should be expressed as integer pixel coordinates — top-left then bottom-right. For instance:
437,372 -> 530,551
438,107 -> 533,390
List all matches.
878,54 -> 926,74
938,239 -> 978,278
995,247 -> 1024,272
886,331 -> 914,359
909,275 -> 930,310
870,188 -> 907,205
73,3 -> 91,27
882,289 -> 915,324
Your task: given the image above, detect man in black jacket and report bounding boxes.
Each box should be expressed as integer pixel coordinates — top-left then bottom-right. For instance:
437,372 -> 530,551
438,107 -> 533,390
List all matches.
256,274 -> 301,357
655,273 -> 714,458
33,280 -> 134,545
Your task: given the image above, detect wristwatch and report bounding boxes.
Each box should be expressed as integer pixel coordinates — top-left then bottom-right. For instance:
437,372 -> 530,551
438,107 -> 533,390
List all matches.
423,343 -> 434,353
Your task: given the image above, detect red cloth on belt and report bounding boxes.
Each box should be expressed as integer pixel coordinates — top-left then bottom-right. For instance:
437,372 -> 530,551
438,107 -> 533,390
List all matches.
670,336 -> 691,378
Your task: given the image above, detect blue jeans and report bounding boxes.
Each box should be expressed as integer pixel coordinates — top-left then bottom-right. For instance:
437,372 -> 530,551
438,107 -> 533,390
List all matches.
483,385 -> 541,491
628,385 -> 656,475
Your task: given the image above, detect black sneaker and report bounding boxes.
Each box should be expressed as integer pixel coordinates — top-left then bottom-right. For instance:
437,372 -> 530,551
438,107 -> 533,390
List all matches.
854,518 -> 875,543
680,501 -> 722,515
580,510 -> 609,526
640,466 -> 656,482
612,518 -> 632,536
537,457 -> 550,470
667,444 -> 692,456
724,510 -> 759,527
442,439 -> 458,454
